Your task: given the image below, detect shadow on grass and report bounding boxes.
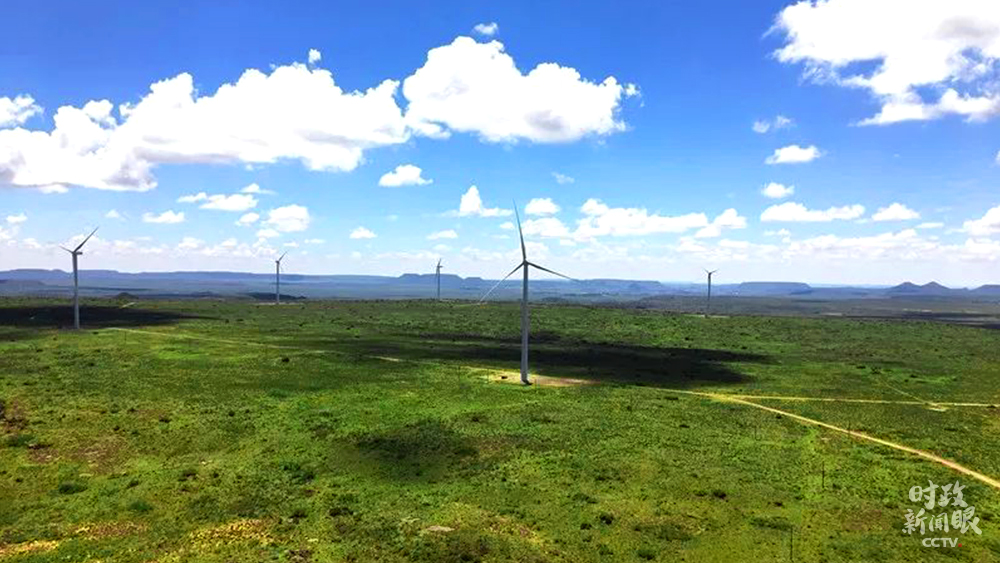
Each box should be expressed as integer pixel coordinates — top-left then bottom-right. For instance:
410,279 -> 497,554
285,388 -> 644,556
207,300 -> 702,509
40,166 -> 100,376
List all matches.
321,331 -> 767,389
0,305 -> 206,333
349,419 -> 498,481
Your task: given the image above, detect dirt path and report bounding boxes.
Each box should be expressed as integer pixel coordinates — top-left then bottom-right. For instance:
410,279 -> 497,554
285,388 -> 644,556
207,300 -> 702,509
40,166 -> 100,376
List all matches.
662,388 -> 1000,491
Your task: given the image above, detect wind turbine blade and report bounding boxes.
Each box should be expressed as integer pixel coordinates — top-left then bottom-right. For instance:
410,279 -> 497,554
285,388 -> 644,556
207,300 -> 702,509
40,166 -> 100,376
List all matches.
527,261 -> 575,281
59,246 -> 73,254
513,201 -> 526,261
277,251 -> 288,263
74,227 -> 99,252
477,263 -> 524,303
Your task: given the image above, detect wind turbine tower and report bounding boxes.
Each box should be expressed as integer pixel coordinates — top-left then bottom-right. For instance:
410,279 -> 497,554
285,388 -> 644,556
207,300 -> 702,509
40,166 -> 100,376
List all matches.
479,203 -> 574,385
705,268 -> 718,318
61,227 -> 98,330
275,251 -> 287,304
435,258 -> 443,301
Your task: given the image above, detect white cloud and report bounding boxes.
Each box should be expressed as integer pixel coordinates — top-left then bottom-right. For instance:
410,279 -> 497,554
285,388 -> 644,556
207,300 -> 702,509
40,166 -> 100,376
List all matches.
6,213 -> 27,224
765,144 -> 821,164
350,226 -> 376,239
38,184 -> 68,194
177,236 -> 203,250
200,193 -> 258,212
499,221 -> 514,230
872,202 -> 920,222
761,202 -> 865,222
236,212 -> 260,226
265,204 -> 310,232
0,95 -> 42,127
455,185 -> 512,217
522,217 -> 572,238
378,163 -> 432,187
473,22 -> 499,37
177,192 -> 208,203
256,228 -> 280,239
772,0 -> 1000,125
142,210 -> 185,224
303,238 -> 325,244
552,172 -> 575,184
695,208 -> 748,238
752,115 -> 794,133
0,57 -> 407,191
575,198 -> 709,238
761,182 -> 795,199
240,183 -> 274,195
916,222 -> 944,230
427,229 -> 458,240
308,49 -> 322,65
402,37 -> 637,143
963,205 -> 1000,236
105,209 -> 124,220
525,197 -> 560,216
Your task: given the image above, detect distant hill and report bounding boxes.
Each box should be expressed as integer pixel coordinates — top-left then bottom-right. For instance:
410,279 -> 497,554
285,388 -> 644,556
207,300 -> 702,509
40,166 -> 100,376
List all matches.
972,285 -> 1000,296
736,282 -> 812,296
887,281 -> 958,296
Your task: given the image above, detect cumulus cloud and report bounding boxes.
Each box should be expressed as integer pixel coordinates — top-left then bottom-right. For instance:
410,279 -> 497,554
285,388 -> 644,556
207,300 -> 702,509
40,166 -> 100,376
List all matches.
872,202 -> 920,222
177,192 -> 208,203
522,217 -> 572,238
454,185 -> 512,217
350,226 -> 376,239
402,37 -> 637,143
240,183 -> 274,195
761,182 -> 795,199
473,22 -> 499,37
0,58 -> 407,191
963,205 -> 1000,236
303,238 -> 325,244
499,221 -> 514,231
752,115 -> 794,133
695,208 -> 748,238
575,199 -> 709,238
765,144 -> 821,164
265,204 -> 310,232
427,229 -> 458,240
552,172 -> 575,184
256,228 -> 280,239
200,193 -> 258,212
308,49 -> 322,65
525,197 -> 560,216
142,210 -> 185,224
916,222 -> 944,230
0,95 -> 42,127
105,209 -> 124,220
761,202 -> 865,222
236,212 -> 260,226
772,0 -> 1000,125
378,163 -> 432,187
6,213 -> 27,224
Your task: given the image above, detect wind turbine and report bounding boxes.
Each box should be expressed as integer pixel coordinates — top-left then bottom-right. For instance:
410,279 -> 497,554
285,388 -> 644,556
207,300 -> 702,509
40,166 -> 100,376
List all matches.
61,227 -> 98,330
435,258 -> 443,301
479,202 -> 574,385
274,251 -> 287,304
704,268 -> 718,318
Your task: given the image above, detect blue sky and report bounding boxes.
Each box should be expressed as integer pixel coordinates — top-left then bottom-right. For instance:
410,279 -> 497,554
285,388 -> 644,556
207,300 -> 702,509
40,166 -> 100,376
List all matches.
2,0 -> 999,285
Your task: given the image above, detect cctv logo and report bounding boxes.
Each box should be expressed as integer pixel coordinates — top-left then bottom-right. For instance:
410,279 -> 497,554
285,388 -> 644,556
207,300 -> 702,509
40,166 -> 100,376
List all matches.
921,538 -> 960,548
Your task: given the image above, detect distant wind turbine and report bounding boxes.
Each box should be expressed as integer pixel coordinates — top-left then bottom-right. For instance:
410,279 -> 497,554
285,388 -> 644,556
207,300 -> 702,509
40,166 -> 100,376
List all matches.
275,251 -> 288,304
435,258 -> 443,301
60,227 -> 98,330
704,268 -> 718,318
479,202 -> 574,385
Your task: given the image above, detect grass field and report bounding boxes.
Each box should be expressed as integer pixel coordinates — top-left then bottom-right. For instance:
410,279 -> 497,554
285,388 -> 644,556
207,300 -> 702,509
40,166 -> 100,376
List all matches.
2,298 -> 999,562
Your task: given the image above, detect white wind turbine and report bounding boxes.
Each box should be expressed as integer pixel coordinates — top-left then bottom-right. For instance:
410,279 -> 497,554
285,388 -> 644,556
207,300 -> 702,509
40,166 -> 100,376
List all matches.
435,258 -> 443,301
274,251 -> 288,304
704,268 -> 718,318
60,227 -> 98,330
479,203 -> 574,385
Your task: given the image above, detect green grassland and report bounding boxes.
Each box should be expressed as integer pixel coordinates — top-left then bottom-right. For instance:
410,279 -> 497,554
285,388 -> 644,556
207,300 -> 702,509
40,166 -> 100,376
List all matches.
1,298 -> 999,562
